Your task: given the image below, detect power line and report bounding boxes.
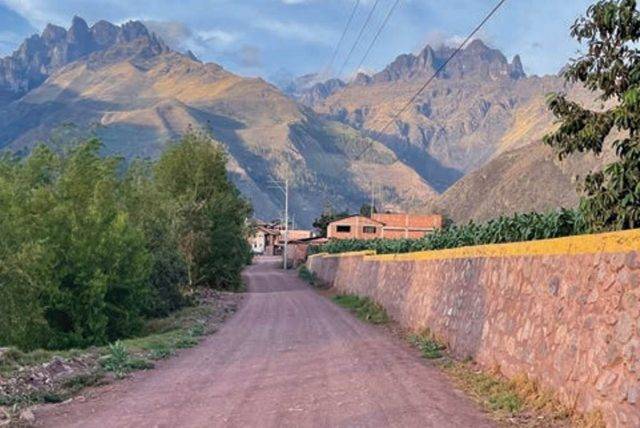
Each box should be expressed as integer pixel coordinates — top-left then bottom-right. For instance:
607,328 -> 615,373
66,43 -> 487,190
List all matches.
352,0 -> 509,161
353,0 -> 401,74
324,0 -> 361,77
337,0 -> 382,78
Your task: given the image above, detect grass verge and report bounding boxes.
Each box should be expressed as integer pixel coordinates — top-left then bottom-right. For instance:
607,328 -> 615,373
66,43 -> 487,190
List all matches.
405,331 -> 604,427
0,294 -> 240,416
332,294 -> 389,324
407,331 -> 446,359
298,265 -> 318,287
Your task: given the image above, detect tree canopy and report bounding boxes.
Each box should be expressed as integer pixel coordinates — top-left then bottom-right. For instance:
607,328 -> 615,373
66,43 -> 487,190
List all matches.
544,0 -> 640,230
0,132 -> 252,351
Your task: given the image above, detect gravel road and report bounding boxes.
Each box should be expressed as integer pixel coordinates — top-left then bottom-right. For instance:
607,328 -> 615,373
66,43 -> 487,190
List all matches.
36,256 -> 494,428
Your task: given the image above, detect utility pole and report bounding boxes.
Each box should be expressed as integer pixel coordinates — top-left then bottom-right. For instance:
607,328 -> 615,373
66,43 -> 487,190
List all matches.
284,178 -> 289,270
370,180 -> 375,216
270,178 -> 290,270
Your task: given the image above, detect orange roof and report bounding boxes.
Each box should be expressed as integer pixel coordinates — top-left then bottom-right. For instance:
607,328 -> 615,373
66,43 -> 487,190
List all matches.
372,213 -> 442,229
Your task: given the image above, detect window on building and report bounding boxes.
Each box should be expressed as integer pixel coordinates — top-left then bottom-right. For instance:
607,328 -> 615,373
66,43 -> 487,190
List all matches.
362,226 -> 377,234
336,225 -> 351,233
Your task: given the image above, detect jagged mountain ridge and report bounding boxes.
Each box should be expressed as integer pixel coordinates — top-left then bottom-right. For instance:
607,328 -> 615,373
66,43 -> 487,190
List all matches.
0,17 -> 438,227
296,40 -> 554,180
292,39 -> 610,221
0,16 -> 171,104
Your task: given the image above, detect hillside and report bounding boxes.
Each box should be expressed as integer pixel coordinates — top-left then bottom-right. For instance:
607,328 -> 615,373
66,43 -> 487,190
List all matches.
297,40 -> 610,221
426,141 -> 615,223
0,17 -> 437,226
1,18 -> 613,226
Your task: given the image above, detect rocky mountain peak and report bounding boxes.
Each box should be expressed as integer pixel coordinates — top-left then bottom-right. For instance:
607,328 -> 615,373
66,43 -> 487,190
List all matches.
369,39 -> 526,84
465,38 -> 490,53
119,21 -> 151,43
68,16 -> 90,38
42,24 -> 67,44
510,54 -> 525,79
0,17 -> 175,101
90,20 -> 119,47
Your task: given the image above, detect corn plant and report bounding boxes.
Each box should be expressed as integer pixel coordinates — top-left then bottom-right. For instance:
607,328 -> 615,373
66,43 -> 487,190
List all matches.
316,209 -> 587,255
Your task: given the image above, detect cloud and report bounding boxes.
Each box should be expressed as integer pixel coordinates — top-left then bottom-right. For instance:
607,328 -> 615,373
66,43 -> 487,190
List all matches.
416,30 -> 493,53
143,20 -> 239,58
198,29 -> 237,46
254,18 -> 334,45
0,0 -> 67,27
234,45 -> 261,68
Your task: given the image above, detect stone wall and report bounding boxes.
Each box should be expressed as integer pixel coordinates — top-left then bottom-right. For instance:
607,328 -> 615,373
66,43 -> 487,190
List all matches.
306,230 -> 640,427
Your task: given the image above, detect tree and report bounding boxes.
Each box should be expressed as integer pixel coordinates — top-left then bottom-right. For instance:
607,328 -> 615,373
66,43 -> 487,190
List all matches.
0,141 -> 152,349
359,203 -> 377,217
121,161 -> 188,317
544,0 -> 640,231
155,131 -> 252,290
312,204 -> 349,237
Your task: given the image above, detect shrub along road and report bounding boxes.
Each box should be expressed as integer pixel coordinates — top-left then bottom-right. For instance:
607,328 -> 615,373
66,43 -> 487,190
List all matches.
35,257 -> 493,427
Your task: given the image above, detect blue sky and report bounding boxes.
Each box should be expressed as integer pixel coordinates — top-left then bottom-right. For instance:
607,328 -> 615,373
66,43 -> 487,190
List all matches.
0,0 -> 594,84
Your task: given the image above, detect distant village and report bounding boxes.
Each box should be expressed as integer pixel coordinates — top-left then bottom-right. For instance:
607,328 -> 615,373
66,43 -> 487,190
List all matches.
249,210 -> 443,267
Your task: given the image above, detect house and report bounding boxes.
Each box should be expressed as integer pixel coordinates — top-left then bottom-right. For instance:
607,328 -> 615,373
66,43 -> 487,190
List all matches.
250,221 -> 314,256
288,236 -> 328,267
277,229 -> 313,245
326,215 -> 385,240
327,213 -> 443,240
249,225 -> 279,255
371,213 -> 443,239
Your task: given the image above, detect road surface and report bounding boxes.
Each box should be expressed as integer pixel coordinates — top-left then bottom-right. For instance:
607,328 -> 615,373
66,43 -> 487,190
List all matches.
36,256 -> 494,427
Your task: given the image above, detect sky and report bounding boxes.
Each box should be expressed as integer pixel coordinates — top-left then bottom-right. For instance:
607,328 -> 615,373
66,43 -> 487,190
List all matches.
0,0 -> 594,85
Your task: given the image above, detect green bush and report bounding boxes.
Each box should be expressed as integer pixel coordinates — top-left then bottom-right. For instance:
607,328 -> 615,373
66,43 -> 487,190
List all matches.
314,209 -> 587,255
0,142 -> 152,349
0,131 -> 252,351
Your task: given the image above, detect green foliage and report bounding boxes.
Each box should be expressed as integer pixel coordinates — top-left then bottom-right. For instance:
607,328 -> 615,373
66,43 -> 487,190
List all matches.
101,341 -> 153,378
544,0 -> 640,231
359,203 -> 377,217
443,362 -> 523,414
312,204 -> 349,237
121,161 -> 189,318
101,341 -> 131,378
408,333 -> 446,359
155,131 -> 253,290
0,141 -> 153,349
297,265 -> 317,285
315,209 -> 587,254
0,131 -> 251,351
332,295 -> 389,324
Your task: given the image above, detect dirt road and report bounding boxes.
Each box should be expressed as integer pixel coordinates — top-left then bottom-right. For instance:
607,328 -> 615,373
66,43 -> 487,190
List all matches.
36,256 -> 494,427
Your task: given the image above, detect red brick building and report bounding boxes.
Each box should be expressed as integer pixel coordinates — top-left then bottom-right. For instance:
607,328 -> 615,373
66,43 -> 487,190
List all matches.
327,213 -> 442,240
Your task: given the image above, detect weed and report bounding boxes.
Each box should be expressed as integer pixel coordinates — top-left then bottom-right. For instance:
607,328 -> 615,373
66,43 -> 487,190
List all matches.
298,265 -> 317,286
332,295 -> 389,324
146,343 -> 173,360
100,341 -> 130,378
442,361 -> 523,414
126,358 -> 154,371
188,323 -> 205,337
408,332 -> 445,359
100,341 -> 153,378
175,336 -> 199,349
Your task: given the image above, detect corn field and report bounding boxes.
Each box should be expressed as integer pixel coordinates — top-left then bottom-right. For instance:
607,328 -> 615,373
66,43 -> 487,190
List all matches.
312,209 -> 587,255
